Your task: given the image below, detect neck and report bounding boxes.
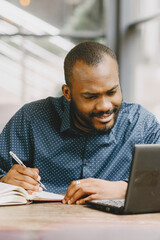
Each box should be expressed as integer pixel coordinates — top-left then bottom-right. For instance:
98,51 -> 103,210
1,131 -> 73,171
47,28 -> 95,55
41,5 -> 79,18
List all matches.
71,111 -> 92,133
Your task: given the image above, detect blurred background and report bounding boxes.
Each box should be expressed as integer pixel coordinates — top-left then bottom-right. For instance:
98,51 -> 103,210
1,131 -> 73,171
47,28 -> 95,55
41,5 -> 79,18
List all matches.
0,0 -> 160,131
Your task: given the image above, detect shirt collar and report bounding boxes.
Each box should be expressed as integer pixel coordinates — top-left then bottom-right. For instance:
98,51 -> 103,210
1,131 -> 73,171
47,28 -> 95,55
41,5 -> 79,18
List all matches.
104,102 -> 127,145
109,101 -> 135,144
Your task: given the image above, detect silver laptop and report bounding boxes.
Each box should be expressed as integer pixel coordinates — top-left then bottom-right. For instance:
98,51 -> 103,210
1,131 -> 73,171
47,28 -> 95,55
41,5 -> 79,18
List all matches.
86,144 -> 160,214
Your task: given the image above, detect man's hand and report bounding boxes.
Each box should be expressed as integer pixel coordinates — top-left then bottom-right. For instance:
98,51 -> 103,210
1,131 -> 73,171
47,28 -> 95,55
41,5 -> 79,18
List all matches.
63,178 -> 128,205
0,164 -> 42,193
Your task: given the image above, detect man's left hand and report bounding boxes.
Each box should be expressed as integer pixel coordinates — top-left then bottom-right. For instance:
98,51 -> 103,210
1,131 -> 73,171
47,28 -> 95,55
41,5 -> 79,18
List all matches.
63,178 -> 128,205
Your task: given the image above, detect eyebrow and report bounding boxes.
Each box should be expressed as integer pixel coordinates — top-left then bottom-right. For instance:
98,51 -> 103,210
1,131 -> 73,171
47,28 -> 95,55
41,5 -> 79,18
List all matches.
81,84 -> 119,96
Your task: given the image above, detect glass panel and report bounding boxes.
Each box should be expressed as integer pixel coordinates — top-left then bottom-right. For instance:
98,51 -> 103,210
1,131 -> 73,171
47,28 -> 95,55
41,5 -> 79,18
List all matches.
128,0 -> 160,122
130,0 -> 160,22
0,0 -> 105,127
134,19 -> 160,121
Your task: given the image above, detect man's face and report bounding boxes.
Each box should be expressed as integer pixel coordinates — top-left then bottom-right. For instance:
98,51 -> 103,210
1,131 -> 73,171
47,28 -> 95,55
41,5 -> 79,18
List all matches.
64,55 -> 122,133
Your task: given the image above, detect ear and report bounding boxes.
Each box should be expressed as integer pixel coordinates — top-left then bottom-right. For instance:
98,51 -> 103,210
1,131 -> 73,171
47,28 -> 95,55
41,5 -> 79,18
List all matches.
62,84 -> 71,102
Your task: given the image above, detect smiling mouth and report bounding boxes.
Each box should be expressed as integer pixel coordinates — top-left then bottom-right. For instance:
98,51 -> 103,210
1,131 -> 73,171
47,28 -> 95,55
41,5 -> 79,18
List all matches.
93,113 -> 114,123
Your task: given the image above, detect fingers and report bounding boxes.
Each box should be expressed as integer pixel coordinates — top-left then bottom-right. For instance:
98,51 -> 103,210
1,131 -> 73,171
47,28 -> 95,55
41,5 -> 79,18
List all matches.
2,164 -> 42,192
33,168 -> 39,174
63,178 -> 95,204
63,180 -> 83,204
64,183 -> 97,204
12,178 -> 42,192
65,188 -> 83,204
76,194 -> 97,205
14,165 -> 40,181
64,180 -> 81,200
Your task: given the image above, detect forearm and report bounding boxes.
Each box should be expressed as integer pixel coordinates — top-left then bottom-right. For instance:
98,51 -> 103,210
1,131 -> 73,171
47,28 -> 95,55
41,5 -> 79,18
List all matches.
111,180 -> 128,199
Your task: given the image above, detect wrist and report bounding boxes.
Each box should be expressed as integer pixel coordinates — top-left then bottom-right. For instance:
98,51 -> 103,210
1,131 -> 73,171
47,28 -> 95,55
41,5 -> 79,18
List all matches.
118,181 -> 128,198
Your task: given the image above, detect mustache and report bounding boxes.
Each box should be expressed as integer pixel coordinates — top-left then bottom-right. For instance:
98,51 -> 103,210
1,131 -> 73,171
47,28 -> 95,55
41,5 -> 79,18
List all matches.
90,107 -> 118,118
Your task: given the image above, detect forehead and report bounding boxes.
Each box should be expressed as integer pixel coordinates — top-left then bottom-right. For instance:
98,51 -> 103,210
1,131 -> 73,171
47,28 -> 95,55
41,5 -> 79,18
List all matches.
71,55 -> 119,92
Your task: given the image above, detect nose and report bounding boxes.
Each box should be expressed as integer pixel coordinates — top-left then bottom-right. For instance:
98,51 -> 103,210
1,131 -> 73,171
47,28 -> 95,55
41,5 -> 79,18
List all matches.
95,96 -> 112,112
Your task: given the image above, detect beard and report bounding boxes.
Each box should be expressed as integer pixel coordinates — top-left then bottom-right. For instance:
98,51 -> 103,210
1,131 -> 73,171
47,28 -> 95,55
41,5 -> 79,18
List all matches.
70,98 -> 121,134
89,107 -> 120,133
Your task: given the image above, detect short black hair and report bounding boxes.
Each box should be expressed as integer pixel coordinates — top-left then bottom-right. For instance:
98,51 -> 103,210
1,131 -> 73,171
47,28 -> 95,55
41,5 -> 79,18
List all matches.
64,41 -> 118,87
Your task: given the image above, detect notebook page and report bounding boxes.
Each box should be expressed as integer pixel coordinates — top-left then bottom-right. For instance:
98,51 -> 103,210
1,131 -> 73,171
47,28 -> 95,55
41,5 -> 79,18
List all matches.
29,191 -> 64,201
0,182 -> 28,197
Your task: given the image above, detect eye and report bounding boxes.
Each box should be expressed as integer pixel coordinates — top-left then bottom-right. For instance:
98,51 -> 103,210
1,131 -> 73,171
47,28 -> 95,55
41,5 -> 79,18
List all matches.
83,95 -> 97,100
107,90 -> 117,96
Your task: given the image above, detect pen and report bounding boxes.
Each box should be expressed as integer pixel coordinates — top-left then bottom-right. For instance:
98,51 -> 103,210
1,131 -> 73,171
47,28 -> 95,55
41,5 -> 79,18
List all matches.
9,151 -> 47,190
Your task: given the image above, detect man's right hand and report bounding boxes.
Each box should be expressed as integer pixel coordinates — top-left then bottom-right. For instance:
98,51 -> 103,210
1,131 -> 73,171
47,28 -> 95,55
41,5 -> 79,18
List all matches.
0,164 -> 42,192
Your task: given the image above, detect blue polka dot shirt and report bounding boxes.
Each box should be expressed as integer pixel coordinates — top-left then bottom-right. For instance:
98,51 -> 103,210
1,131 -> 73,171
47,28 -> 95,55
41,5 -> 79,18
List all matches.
0,96 -> 160,194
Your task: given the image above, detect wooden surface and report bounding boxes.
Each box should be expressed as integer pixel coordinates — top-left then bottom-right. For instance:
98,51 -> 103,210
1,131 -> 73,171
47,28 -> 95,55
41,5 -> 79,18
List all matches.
1,202 -> 160,240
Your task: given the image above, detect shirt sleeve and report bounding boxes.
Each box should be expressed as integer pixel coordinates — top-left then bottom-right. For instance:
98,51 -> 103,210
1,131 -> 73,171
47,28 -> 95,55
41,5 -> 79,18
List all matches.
143,114 -> 160,144
0,106 -> 34,177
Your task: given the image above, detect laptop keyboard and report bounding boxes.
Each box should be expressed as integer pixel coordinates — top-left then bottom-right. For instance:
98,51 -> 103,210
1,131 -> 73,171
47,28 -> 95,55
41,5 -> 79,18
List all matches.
90,199 -> 125,208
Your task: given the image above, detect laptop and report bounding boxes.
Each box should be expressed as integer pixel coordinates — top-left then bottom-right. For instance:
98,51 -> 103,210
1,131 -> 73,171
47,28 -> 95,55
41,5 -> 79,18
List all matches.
86,144 -> 160,214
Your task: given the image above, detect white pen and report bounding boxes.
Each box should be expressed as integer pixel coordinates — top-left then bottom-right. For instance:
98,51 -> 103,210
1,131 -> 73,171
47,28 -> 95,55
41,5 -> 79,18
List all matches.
9,151 -> 47,190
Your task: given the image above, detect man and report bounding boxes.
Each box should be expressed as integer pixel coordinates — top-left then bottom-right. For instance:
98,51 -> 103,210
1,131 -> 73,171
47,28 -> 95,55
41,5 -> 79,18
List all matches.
0,41 -> 160,205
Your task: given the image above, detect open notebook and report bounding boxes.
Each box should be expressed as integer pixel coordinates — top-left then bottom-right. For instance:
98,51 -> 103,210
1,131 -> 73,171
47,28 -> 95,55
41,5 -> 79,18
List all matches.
0,182 -> 64,206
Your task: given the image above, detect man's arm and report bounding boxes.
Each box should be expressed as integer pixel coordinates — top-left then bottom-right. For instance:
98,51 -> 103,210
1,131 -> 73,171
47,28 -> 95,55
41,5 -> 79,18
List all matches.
0,106 -> 41,192
63,178 -> 128,205
143,109 -> 160,144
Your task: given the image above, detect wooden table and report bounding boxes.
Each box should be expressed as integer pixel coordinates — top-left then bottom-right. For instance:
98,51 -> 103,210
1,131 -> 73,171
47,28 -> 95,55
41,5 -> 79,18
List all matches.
1,202 -> 160,240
